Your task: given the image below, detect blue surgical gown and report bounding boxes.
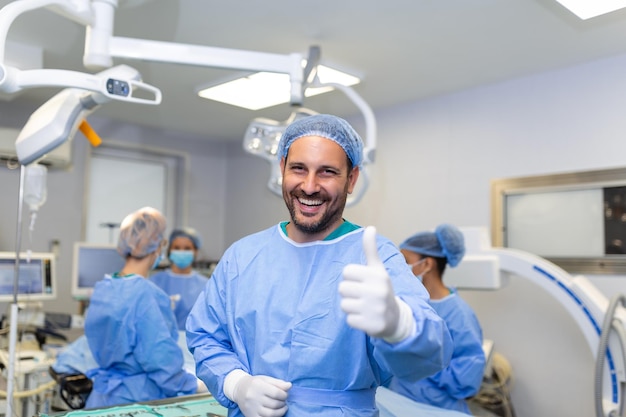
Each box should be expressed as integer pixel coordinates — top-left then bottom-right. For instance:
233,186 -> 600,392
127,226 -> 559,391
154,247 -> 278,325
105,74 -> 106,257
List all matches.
52,335 -> 99,375
187,224 -> 453,417
387,291 -> 485,415
149,269 -> 209,330
84,274 -> 197,408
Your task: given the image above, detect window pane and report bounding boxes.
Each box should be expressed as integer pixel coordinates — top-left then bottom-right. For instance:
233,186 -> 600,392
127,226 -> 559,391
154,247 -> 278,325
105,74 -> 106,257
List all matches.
86,155 -> 166,244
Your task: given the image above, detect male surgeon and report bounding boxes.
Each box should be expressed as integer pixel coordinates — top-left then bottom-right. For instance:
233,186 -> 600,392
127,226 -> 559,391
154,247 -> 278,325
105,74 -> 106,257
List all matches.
187,114 -> 452,417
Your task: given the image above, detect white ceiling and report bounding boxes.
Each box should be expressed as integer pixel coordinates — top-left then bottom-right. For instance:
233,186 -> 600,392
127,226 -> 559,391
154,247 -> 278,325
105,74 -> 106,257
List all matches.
3,0 -> 626,142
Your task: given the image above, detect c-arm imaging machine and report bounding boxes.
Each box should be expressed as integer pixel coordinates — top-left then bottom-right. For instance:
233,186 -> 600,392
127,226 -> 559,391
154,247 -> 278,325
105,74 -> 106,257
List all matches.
446,227 -> 626,417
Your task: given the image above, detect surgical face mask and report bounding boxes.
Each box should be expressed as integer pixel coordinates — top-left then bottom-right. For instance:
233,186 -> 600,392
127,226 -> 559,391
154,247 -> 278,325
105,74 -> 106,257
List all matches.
407,258 -> 427,282
169,250 -> 194,269
407,258 -> 427,269
151,253 -> 163,270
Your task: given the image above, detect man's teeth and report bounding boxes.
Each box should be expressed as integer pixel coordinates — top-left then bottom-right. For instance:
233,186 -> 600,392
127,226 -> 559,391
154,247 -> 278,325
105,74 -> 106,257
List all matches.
299,198 -> 323,206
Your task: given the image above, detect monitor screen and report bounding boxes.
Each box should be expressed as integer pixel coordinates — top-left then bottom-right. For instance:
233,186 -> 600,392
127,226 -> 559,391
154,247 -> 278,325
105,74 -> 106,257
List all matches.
0,252 -> 55,302
71,243 -> 126,300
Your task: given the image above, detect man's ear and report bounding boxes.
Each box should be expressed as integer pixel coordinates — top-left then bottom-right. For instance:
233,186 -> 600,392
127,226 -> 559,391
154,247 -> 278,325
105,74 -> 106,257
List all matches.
347,166 -> 360,194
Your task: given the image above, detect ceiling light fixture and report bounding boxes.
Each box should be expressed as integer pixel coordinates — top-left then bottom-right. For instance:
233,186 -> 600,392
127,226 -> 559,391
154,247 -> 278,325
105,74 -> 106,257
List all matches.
554,0 -> 626,19
197,64 -> 360,110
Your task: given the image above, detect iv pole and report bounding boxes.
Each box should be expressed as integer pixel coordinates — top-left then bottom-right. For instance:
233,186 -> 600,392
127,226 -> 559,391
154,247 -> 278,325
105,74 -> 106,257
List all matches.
6,165 -> 27,417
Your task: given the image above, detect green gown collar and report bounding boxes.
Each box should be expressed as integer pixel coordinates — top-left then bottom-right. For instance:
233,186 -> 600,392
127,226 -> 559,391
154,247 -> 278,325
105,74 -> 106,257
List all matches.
280,220 -> 360,241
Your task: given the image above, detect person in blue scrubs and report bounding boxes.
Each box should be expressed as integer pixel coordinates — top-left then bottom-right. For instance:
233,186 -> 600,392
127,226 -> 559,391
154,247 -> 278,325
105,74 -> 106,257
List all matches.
150,227 -> 208,330
84,207 -> 206,408
187,114 -> 453,417
387,224 -> 485,415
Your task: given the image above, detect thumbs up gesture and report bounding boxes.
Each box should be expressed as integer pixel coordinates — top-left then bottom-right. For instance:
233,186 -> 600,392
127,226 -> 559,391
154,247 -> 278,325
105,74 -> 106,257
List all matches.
340,226 -> 412,342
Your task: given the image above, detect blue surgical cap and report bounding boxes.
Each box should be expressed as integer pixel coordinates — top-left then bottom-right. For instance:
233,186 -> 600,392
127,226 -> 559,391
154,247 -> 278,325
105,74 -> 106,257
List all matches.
400,224 -> 466,267
277,114 -> 364,168
169,227 -> 202,250
117,207 -> 166,259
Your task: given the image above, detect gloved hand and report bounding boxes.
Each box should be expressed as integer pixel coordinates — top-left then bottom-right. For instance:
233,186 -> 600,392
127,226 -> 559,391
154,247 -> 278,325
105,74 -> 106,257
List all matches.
339,226 -> 415,343
224,369 -> 292,417
196,378 -> 208,393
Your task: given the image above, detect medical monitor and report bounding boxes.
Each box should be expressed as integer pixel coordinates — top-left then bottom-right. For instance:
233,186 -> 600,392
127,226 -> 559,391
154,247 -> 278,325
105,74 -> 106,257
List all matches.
0,252 -> 56,302
71,242 -> 125,300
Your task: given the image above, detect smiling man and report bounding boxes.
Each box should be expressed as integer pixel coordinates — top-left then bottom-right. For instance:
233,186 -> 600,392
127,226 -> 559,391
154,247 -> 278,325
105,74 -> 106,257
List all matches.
282,134 -> 357,242
186,114 -> 452,417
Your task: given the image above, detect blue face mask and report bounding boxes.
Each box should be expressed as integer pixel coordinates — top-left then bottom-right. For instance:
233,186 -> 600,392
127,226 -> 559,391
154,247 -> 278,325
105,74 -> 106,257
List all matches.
407,258 -> 427,282
151,253 -> 163,270
169,250 -> 194,269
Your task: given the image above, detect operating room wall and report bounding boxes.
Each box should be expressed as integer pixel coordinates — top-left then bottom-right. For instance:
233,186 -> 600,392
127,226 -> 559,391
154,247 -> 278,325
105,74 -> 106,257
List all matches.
223,53 -> 626,417
0,101 -> 229,316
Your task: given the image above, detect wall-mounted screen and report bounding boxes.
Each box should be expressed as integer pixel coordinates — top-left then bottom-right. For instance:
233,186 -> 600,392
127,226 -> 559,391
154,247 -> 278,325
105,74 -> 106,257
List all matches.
0,252 -> 55,302
491,166 -> 626,274
71,242 -> 125,300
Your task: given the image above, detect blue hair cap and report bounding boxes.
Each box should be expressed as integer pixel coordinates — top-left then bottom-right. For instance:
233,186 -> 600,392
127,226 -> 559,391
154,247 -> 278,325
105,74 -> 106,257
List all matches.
169,227 -> 202,250
400,223 -> 466,267
117,207 -> 166,259
277,114 -> 364,168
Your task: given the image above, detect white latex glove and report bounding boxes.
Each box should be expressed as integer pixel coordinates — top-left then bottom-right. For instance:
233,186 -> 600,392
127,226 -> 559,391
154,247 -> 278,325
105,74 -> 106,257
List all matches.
339,226 -> 415,343
224,369 -> 292,417
196,378 -> 208,393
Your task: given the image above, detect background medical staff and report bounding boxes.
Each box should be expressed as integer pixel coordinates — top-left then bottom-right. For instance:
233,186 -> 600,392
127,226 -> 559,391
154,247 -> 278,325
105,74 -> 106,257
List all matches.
387,223 -> 485,415
150,227 -> 208,330
84,207 -> 206,408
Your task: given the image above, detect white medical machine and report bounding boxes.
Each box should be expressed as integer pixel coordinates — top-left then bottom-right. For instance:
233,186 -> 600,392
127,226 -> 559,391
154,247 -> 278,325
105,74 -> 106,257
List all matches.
446,227 -> 626,417
0,251 -> 55,303
70,242 -> 125,301
0,252 -> 57,417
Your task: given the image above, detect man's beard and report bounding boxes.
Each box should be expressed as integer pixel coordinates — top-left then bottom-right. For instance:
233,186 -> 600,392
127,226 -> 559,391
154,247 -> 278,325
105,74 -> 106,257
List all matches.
285,189 -> 348,236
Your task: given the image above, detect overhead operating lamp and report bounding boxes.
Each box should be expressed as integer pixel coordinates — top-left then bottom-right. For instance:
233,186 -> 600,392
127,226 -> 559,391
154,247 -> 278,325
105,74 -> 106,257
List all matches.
243,107 -> 319,194
0,0 -> 305,168
15,64 -> 159,165
0,0 -> 304,163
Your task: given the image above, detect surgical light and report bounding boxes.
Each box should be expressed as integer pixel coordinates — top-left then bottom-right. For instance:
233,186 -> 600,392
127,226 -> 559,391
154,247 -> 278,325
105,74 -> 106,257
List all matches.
197,64 -> 360,110
243,108 -> 318,192
554,0 -> 626,19
243,108 -> 318,161
14,65 -> 158,166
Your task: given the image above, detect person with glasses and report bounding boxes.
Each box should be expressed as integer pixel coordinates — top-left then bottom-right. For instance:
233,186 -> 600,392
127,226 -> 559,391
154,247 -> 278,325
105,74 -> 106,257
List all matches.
387,223 -> 485,415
